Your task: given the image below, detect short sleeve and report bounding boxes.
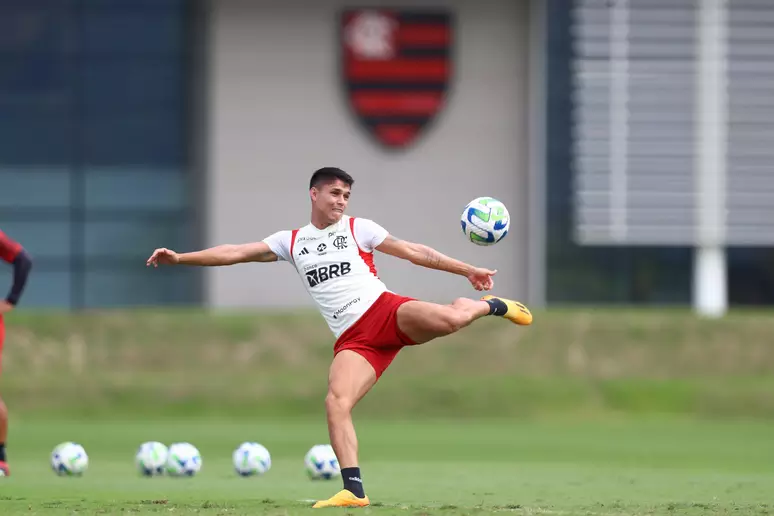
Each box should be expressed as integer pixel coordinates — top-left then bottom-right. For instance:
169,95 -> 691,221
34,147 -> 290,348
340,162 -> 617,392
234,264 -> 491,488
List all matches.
353,218 -> 389,253
0,230 -> 22,264
262,230 -> 292,262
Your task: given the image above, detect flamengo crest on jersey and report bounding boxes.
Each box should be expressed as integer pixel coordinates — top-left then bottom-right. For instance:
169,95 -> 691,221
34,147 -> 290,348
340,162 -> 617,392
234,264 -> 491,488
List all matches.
290,216 -> 388,338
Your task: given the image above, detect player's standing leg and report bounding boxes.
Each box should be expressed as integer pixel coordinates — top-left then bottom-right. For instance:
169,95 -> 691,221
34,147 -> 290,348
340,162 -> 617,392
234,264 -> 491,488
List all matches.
0,315 -> 7,476
0,230 -> 34,477
312,350 -> 375,508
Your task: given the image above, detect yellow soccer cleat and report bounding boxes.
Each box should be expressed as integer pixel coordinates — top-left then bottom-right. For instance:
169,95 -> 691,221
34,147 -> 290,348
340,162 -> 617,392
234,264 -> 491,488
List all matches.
481,295 -> 533,325
312,489 -> 370,508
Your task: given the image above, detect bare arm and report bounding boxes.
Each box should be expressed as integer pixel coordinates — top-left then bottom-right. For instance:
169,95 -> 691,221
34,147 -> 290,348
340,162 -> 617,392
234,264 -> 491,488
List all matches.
147,242 -> 278,268
375,236 -> 474,276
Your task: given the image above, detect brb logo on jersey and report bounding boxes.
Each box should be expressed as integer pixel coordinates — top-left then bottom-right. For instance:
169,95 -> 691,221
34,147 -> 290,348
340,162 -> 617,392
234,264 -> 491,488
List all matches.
306,262 -> 352,288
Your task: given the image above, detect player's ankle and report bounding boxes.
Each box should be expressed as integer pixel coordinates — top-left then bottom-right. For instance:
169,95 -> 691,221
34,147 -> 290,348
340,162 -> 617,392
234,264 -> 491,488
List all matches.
341,467 -> 365,498
484,297 -> 508,316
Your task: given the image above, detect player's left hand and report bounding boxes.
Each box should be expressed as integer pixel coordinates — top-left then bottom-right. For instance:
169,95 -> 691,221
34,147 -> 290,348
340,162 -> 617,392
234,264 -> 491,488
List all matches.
467,267 -> 496,291
0,300 -> 14,314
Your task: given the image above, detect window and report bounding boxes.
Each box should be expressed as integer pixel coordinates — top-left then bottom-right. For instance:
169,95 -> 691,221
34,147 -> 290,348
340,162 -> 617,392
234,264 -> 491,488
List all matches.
0,0 -> 197,308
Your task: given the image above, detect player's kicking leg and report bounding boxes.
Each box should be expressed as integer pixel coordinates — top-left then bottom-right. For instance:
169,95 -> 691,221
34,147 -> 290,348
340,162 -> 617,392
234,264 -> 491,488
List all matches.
398,295 -> 531,344
312,350 -> 375,508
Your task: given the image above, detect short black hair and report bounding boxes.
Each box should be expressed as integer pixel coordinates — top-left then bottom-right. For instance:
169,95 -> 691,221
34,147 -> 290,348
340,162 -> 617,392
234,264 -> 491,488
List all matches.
309,167 -> 354,190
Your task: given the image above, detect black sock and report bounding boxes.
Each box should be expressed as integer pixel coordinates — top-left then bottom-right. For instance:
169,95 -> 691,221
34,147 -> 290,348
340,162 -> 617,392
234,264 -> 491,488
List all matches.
341,467 -> 365,498
0,443 -> 6,462
484,297 -> 508,316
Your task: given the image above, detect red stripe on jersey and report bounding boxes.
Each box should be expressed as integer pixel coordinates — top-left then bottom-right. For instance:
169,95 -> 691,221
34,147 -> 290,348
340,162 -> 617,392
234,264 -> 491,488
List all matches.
349,217 -> 378,277
289,229 -> 299,263
0,230 -> 22,264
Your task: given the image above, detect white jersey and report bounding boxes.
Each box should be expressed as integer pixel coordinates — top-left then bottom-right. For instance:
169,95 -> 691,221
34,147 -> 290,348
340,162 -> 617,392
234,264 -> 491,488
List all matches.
263,215 -> 390,337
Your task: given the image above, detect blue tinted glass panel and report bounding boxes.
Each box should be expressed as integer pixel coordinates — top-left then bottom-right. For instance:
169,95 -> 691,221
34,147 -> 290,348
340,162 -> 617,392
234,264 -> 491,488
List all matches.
0,2 -> 73,55
84,267 -> 197,307
0,109 -> 71,165
82,59 -> 182,113
84,168 -> 186,209
0,167 -> 71,208
0,221 -> 71,259
0,54 -> 69,96
728,248 -> 774,305
78,0 -> 182,9
0,268 -> 71,308
78,10 -> 183,56
82,113 -> 183,165
84,219 -> 191,259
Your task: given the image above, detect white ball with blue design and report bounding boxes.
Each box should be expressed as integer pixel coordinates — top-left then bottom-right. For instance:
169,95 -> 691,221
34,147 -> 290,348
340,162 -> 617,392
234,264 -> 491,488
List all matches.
135,441 -> 169,477
50,442 -> 89,476
232,442 -> 272,476
165,442 -> 202,477
460,197 -> 510,246
304,444 -> 341,480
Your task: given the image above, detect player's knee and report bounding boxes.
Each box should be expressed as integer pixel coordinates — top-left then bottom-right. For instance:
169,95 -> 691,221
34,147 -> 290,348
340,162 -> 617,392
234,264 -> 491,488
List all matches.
0,397 -> 7,420
325,391 -> 354,416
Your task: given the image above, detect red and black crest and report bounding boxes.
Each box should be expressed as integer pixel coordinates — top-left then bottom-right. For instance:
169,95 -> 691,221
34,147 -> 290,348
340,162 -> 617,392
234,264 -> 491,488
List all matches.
340,8 -> 454,150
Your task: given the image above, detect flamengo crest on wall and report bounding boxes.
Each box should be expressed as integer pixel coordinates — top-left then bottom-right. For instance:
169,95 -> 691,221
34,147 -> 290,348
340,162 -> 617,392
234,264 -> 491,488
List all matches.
340,8 -> 454,150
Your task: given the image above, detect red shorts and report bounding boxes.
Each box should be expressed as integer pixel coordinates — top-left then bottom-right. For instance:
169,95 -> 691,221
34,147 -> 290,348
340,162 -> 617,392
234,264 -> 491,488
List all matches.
333,291 -> 416,378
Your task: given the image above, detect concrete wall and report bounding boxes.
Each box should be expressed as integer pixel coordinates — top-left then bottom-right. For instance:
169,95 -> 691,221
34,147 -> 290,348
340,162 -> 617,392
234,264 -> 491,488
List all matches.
206,0 -> 530,308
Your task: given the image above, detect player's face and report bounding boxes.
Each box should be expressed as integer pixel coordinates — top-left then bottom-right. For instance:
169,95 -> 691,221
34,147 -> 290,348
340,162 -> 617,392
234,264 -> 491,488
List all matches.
311,180 -> 351,224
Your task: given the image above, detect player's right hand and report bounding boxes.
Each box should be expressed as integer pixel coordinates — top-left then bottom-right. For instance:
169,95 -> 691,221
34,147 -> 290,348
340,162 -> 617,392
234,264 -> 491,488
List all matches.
146,248 -> 180,267
0,300 -> 14,314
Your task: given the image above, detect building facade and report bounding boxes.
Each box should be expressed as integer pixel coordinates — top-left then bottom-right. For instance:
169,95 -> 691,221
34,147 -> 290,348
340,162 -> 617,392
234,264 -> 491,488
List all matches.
2,0 -> 773,309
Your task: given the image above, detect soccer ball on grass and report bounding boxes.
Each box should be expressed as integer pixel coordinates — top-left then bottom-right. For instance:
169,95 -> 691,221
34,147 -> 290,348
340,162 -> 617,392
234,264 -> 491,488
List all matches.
304,444 -> 341,480
460,197 -> 510,246
51,442 -> 89,476
165,442 -> 202,477
135,441 -> 169,477
233,442 -> 272,476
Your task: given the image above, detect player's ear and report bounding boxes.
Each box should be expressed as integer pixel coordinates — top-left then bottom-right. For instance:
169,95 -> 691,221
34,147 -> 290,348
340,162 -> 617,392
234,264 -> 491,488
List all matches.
310,187 -> 317,202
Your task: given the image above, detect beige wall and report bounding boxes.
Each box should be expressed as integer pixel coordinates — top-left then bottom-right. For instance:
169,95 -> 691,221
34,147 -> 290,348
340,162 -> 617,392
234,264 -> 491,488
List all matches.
206,0 -> 531,308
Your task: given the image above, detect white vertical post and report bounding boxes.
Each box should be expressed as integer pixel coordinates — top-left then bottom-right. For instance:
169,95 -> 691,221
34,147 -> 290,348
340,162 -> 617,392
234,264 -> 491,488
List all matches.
609,0 -> 630,242
694,0 -> 729,318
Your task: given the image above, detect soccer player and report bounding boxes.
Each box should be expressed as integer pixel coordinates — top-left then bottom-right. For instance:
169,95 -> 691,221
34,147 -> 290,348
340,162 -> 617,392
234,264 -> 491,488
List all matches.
146,167 -> 532,507
0,230 -> 33,477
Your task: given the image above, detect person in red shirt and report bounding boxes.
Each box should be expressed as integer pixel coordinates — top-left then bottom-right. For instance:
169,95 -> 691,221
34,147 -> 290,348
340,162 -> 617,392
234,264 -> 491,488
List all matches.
0,230 -> 33,477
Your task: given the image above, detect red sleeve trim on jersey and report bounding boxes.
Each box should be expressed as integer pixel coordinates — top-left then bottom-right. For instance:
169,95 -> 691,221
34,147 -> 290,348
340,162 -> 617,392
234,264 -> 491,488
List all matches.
0,231 -> 22,264
289,229 -> 299,263
349,217 -> 379,278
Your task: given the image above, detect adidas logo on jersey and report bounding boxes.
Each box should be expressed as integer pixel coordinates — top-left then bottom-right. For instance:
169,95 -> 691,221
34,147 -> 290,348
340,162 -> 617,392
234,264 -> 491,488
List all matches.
298,247 -> 309,256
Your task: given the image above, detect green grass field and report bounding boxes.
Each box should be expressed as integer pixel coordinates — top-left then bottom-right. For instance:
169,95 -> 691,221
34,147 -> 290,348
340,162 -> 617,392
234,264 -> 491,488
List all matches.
3,417 -> 773,515
2,309 -> 774,514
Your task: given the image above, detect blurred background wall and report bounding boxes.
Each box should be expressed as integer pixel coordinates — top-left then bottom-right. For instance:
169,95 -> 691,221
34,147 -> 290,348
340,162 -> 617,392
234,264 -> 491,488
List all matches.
206,0 -> 531,308
1,0 -> 773,312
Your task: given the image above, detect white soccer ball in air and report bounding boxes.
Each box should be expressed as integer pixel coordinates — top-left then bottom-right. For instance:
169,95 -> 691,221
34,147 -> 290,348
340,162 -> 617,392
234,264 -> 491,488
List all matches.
460,197 -> 510,246
233,442 -> 272,477
51,442 -> 89,476
135,441 -> 169,477
304,444 -> 341,480
165,442 -> 202,477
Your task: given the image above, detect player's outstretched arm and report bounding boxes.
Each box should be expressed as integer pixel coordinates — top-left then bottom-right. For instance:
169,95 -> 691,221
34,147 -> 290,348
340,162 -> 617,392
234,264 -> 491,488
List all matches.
376,236 -> 496,291
146,242 -> 278,268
